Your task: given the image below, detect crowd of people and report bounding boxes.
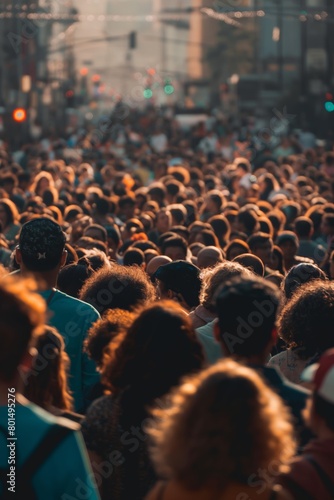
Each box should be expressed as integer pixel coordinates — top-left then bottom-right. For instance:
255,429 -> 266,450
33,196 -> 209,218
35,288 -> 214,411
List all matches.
0,106 -> 334,499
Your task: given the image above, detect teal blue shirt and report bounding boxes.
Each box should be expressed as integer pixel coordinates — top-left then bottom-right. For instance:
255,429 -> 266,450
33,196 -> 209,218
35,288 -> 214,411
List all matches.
196,320 -> 223,365
0,399 -> 100,499
39,289 -> 100,412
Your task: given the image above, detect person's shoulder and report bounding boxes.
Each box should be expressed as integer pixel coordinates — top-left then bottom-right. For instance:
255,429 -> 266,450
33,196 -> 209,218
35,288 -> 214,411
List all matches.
19,399 -> 80,432
263,366 -> 310,396
53,290 -> 100,318
85,394 -> 113,416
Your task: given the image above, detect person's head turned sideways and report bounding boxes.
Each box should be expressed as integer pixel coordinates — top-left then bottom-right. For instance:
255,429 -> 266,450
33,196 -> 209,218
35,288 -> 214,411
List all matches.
16,217 -> 67,273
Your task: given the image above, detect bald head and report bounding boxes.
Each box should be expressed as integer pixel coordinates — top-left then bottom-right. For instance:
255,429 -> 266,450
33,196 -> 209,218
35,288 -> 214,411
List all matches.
197,246 -> 224,269
146,255 -> 172,277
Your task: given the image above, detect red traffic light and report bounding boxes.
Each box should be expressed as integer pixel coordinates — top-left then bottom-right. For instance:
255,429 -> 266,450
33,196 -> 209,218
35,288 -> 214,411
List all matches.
325,92 -> 333,101
12,108 -> 27,122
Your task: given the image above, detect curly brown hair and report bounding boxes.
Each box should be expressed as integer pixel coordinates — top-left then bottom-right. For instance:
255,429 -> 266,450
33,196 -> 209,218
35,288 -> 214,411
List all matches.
200,261 -> 253,312
79,263 -> 156,315
148,360 -> 296,491
278,280 -> 334,359
84,308 -> 135,367
103,301 -> 204,403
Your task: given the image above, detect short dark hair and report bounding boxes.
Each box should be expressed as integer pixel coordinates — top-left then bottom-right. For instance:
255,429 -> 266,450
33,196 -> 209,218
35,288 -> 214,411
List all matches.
19,217 -> 66,272
237,209 -> 259,235
247,232 -> 272,252
216,276 -> 280,357
162,236 -> 187,257
84,224 -> 108,243
294,217 -> 313,238
123,248 -> 145,267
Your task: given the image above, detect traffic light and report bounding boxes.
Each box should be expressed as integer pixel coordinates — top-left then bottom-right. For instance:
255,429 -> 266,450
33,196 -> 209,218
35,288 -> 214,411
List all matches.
143,89 -> 153,99
164,79 -> 174,95
325,92 -> 334,112
129,31 -> 137,50
12,108 -> 27,122
65,89 -> 75,108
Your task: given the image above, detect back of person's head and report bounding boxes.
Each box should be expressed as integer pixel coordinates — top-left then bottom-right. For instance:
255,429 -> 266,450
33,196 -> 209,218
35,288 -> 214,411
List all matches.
24,326 -> 72,411
208,215 -> 231,245
79,249 -> 110,272
85,309 -> 135,368
103,301 -> 204,401
18,217 -> 66,272
278,280 -> 334,359
197,246 -> 224,269
294,216 -> 313,239
84,224 -> 108,243
153,260 -> 201,309
79,263 -> 156,314
237,209 -> 259,236
148,359 -> 295,491
76,236 -> 107,255
200,261 -> 253,312
0,275 -> 45,382
58,262 -> 94,298
215,276 -> 280,357
123,247 -> 145,267
168,204 -> 187,225
195,229 -> 219,248
282,263 -> 327,300
225,239 -> 250,261
233,253 -> 265,277
247,232 -> 272,252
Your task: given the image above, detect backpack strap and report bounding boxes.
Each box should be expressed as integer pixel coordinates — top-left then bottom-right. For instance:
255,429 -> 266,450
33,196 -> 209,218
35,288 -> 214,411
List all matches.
19,424 -> 73,480
304,455 -> 334,497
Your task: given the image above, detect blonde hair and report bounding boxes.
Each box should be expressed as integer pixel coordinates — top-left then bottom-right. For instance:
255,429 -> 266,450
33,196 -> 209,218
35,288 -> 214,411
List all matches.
200,262 -> 253,312
148,360 -> 296,491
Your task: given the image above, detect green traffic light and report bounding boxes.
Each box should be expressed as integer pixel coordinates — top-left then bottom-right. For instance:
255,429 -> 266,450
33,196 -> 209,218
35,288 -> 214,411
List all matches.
164,84 -> 174,95
143,89 -> 153,99
325,102 -> 334,112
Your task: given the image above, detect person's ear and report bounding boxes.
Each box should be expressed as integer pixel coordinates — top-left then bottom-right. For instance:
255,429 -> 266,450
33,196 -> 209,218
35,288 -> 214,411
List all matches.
60,249 -> 68,268
15,246 -> 22,265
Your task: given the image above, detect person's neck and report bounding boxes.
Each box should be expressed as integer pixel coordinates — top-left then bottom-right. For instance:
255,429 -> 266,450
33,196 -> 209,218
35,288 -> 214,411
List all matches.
238,354 -> 267,366
20,269 -> 58,290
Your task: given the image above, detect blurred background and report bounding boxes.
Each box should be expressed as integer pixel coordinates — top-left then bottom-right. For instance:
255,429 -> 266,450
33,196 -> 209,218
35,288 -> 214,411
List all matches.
0,0 -> 333,141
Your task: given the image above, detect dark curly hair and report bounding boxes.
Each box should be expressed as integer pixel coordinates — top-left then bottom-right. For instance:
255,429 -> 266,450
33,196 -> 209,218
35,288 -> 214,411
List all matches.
282,263 -> 327,300
278,280 -> 334,359
79,263 -> 156,315
84,308 -> 135,367
103,301 -> 204,403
